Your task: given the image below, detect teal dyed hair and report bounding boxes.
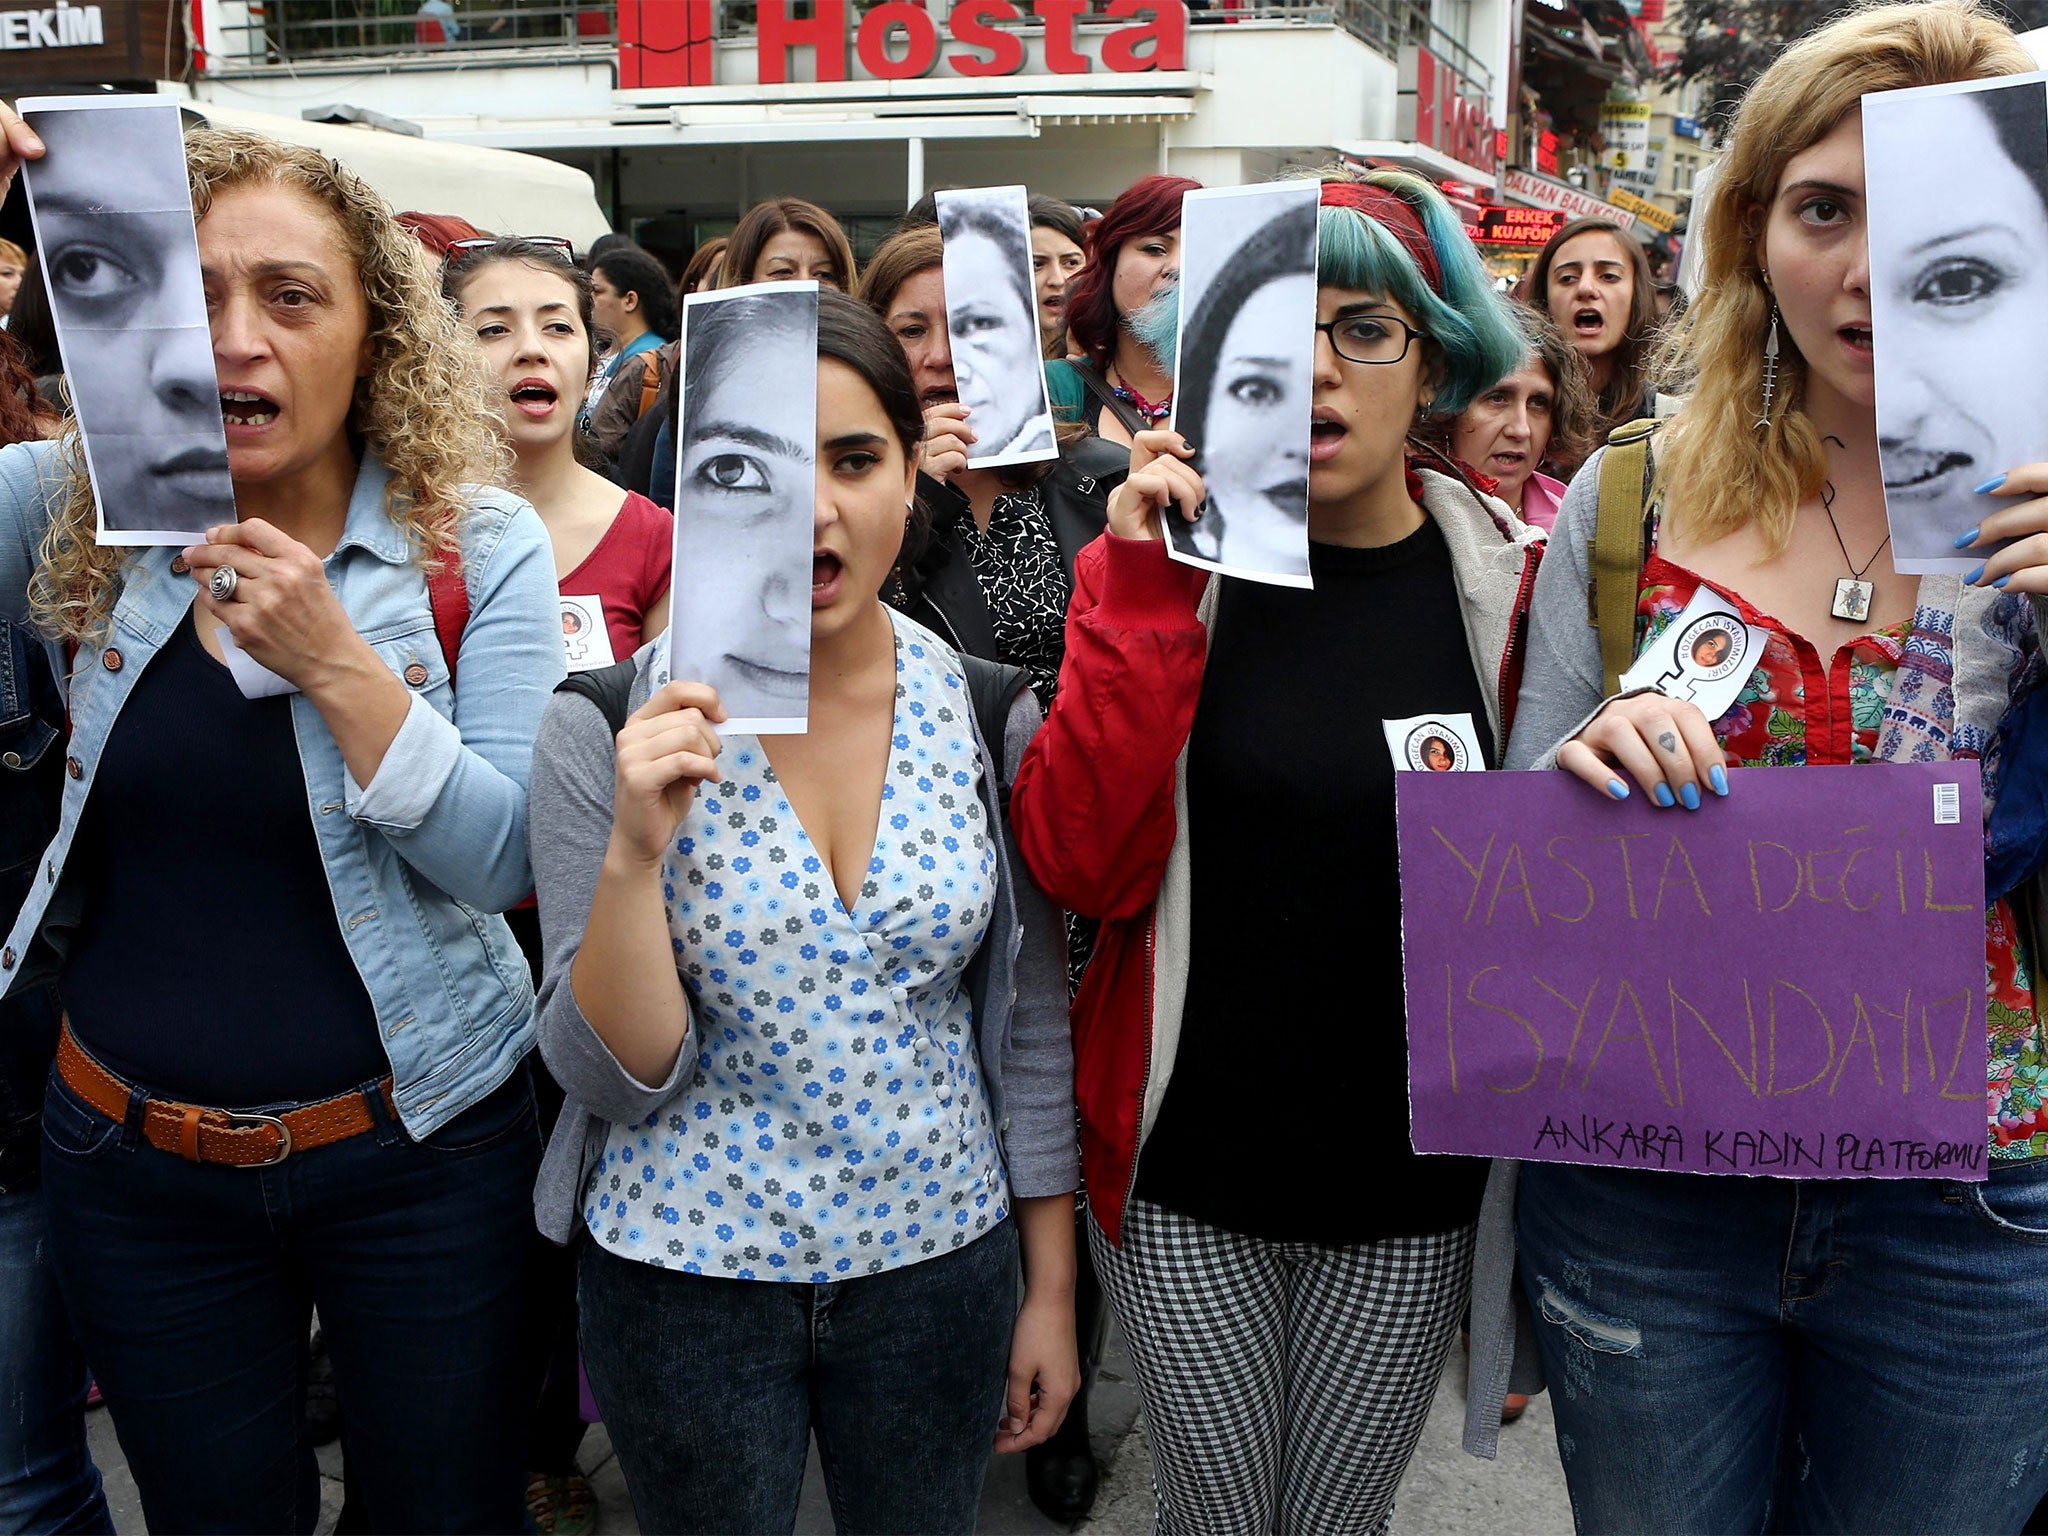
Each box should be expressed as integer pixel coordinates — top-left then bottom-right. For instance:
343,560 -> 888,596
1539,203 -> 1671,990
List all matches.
1313,170 -> 1524,415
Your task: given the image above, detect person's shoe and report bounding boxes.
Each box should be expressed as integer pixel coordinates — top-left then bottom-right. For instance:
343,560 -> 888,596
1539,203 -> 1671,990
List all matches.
1025,1402 -> 1099,1524
1501,1391 -> 1529,1424
305,1330 -> 342,1447
527,1471 -> 599,1536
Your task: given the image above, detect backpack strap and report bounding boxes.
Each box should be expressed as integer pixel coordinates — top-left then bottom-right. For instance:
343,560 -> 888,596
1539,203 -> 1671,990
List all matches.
959,652 -> 1029,808
636,351 -> 662,421
1588,418 -> 1661,696
426,558 -> 470,689
556,658 -> 637,736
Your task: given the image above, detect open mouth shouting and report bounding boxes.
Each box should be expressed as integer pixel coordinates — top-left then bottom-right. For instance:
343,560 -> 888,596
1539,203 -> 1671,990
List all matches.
1571,306 -> 1607,340
220,388 -> 279,430
812,548 -> 845,608
1309,407 -> 1349,465
509,376 -> 560,419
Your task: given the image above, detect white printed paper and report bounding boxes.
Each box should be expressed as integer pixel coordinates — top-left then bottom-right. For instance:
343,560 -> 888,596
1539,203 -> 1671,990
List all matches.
935,186 -> 1058,470
1382,711 -> 1486,772
559,594 -> 616,672
668,281 -> 818,735
216,627 -> 297,699
1618,585 -> 1768,724
19,96 -> 235,547
1167,181 -> 1321,589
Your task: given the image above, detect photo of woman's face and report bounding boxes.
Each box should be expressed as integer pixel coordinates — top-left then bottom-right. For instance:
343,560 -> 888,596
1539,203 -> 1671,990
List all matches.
1691,629 -> 1732,669
1421,737 -> 1454,771
28,104 -> 231,537
675,329 -> 814,717
946,228 -> 1040,455
1868,94 -> 2048,526
1202,271 -> 1314,533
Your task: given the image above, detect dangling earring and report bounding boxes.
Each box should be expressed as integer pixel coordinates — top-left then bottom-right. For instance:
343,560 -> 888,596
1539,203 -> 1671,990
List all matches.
1755,303 -> 1781,432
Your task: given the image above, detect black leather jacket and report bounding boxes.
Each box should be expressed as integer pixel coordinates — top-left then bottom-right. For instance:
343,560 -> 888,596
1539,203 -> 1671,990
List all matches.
894,433 -> 1129,660
0,618 -> 62,1192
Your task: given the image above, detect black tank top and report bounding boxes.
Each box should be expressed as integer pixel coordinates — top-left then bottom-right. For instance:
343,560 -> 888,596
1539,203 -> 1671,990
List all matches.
61,613 -> 387,1107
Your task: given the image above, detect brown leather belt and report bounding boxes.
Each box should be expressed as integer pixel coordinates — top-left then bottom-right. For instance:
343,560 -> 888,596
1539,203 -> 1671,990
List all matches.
56,1023 -> 394,1168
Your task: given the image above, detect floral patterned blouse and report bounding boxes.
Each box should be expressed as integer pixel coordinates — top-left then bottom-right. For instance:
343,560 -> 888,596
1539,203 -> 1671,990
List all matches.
1639,548 -> 2046,1160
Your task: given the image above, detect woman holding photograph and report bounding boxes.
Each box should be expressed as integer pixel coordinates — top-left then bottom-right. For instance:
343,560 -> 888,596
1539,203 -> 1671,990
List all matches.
528,289 -> 1079,1535
0,120 -> 561,1533
1048,174 -> 1200,446
445,232 -> 671,1535
1481,4 -> 2048,1528
1167,196 -> 1319,573
1011,169 -> 1535,1535
1525,216 -> 1660,448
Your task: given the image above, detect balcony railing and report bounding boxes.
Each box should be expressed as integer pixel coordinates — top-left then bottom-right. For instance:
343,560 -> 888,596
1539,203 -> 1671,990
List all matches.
209,0 -> 1487,95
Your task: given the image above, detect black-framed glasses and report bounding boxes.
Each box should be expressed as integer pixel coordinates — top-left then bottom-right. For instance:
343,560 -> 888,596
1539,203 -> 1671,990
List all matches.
1315,314 -> 1428,366
444,235 -> 575,263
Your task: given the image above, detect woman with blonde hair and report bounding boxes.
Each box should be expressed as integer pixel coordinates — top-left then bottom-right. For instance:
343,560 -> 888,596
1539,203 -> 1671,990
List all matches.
0,117 -> 561,1531
1470,4 -> 2048,1527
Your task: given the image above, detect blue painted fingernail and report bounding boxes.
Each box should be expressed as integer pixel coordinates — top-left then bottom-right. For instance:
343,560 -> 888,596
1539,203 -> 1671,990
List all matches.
1966,563 -> 1986,585
1654,783 -> 1675,808
1709,764 -> 1729,796
1954,526 -> 1981,549
1976,474 -> 2007,495
1606,778 -> 1630,801
1680,782 -> 1701,811
1995,574 -> 2011,589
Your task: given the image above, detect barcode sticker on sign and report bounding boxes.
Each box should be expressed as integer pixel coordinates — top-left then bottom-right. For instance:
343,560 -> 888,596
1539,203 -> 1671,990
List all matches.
1934,782 -> 1961,825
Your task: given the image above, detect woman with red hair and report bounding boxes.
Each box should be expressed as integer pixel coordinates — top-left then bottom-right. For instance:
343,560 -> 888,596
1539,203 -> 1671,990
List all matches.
1046,174 -> 1199,446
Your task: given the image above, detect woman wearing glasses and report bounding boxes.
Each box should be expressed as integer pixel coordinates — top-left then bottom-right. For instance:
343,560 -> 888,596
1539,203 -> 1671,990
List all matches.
1008,172 -> 1535,1535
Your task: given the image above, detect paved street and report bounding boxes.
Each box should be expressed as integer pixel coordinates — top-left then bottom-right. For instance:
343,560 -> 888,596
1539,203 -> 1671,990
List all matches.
86,1325 -> 1571,1533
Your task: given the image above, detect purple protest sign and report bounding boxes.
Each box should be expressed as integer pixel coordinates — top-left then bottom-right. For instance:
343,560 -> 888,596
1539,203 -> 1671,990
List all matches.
1397,764 -> 1990,1180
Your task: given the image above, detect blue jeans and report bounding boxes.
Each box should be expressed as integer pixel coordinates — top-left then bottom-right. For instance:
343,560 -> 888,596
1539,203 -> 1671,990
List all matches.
580,1218 -> 1020,1534
0,1185 -> 108,1534
38,1065 -> 541,1534
1518,1160 -> 2048,1534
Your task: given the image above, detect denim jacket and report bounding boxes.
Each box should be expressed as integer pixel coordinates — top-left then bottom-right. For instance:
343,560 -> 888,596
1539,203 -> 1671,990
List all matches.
0,440 -> 566,1138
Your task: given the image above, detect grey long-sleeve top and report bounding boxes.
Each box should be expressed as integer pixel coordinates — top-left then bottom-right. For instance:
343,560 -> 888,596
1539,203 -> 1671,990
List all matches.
526,653 -> 1079,1246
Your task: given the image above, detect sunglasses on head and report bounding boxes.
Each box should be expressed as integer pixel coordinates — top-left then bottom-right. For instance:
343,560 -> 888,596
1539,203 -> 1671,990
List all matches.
444,235 -> 576,262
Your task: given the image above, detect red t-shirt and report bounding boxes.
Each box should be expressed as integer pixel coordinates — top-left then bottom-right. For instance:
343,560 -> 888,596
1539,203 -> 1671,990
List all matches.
556,491 -> 673,668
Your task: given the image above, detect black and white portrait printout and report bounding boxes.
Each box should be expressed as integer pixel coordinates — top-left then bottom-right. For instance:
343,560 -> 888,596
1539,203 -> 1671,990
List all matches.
935,186 -> 1057,470
19,95 -> 235,547
1863,73 -> 2048,573
667,280 -> 819,735
1167,180 -> 1320,588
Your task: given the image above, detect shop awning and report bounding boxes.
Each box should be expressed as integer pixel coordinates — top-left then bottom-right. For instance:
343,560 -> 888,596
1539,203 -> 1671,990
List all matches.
1335,139 -> 1499,192
179,100 -> 613,246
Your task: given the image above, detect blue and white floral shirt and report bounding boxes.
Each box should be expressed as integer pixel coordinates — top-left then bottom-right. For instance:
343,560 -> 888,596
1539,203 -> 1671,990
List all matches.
585,612 -> 1009,1279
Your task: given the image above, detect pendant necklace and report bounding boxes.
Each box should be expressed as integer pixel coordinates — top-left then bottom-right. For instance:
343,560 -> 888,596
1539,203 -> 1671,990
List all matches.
1821,479 -> 1888,623
1107,364 -> 1172,424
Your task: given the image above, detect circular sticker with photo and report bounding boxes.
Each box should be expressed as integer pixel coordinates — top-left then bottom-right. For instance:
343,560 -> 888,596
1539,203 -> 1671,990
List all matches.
1677,616 -> 1747,681
1404,724 -> 1468,772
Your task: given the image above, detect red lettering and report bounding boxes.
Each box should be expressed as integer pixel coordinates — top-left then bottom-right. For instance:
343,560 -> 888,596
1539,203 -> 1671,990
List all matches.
758,0 -> 848,84
948,0 -> 1026,75
1033,0 -> 1090,72
1101,0 -> 1184,71
857,0 -> 939,77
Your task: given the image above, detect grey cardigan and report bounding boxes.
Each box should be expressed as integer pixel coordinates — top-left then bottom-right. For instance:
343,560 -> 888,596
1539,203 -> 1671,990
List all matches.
527,645 -> 1079,1246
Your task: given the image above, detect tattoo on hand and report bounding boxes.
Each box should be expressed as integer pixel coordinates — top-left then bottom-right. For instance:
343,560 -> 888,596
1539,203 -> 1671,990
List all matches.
1658,732 -> 1679,754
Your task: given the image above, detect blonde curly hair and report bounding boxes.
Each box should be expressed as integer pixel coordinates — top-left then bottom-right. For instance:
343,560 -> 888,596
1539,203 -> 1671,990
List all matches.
31,126 -> 509,642
1653,0 -> 2031,553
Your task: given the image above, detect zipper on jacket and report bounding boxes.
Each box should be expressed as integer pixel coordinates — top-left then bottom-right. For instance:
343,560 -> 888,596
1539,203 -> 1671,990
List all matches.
1495,545 -> 1543,749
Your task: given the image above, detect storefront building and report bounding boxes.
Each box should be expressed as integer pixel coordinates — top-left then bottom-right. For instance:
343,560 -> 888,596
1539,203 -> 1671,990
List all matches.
180,0 -> 1514,264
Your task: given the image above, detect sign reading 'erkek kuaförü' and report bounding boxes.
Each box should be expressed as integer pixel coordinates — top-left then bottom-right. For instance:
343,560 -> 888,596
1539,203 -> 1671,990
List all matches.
1397,765 -> 1991,1180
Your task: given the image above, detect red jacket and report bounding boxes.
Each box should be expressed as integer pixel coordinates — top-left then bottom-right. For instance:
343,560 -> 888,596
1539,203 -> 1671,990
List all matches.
1010,470 -> 1545,1244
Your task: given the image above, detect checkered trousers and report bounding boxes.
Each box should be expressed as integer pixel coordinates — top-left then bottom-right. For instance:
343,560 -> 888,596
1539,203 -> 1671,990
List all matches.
1090,1198 -> 1477,1536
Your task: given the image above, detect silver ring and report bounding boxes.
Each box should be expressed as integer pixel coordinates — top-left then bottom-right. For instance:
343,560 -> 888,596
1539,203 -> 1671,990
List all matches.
208,565 -> 239,602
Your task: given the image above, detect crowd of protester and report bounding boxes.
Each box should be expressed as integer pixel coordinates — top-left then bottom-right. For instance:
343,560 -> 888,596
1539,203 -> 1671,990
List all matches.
7,2 -> 2048,1533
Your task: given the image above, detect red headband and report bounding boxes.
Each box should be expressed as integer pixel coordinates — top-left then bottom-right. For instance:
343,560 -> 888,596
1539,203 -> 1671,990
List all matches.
1319,181 -> 1442,295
